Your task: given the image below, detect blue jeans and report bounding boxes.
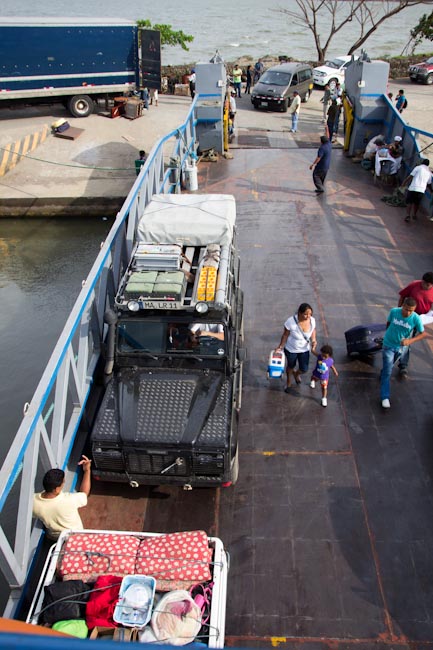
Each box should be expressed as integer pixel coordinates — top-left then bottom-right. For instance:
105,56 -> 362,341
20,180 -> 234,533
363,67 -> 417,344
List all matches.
380,345 -> 409,400
234,82 -> 241,98
291,112 -> 299,132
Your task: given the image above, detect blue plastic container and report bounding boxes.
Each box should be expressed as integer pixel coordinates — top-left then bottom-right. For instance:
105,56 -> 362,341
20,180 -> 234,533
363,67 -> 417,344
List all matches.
113,575 -> 156,628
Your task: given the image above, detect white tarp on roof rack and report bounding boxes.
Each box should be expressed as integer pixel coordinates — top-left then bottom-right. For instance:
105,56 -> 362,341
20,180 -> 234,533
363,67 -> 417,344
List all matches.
137,194 -> 236,247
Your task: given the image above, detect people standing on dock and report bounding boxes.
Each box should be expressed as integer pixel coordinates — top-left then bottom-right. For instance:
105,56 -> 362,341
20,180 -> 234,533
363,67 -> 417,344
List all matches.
254,59 -> 264,84
189,69 -> 196,99
32,455 -> 92,540
320,84 -> 331,123
310,344 -> 339,407
140,87 -> 149,109
229,90 -> 237,126
232,63 -> 243,98
289,91 -> 301,133
326,99 -> 339,142
380,297 -> 426,409
401,159 -> 432,223
310,135 -> 332,194
245,65 -> 253,94
395,88 -> 407,114
276,303 -> 317,391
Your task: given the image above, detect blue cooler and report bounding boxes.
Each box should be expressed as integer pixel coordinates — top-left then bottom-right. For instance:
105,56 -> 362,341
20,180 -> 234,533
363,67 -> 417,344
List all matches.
267,349 -> 286,379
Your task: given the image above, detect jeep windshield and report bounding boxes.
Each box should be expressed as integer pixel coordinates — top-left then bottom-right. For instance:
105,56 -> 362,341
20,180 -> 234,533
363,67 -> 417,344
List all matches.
258,71 -> 291,86
324,58 -> 346,69
117,320 -> 226,357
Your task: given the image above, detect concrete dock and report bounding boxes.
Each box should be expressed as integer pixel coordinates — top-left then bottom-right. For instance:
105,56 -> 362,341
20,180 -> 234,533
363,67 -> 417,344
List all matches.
0,78 -> 431,217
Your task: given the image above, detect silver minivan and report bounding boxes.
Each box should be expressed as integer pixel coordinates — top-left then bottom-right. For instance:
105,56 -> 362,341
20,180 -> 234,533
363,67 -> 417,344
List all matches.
251,62 -> 313,112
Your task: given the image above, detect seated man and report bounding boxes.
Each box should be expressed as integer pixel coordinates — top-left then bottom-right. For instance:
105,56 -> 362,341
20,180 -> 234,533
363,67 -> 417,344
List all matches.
364,134 -> 386,160
190,323 -> 224,341
388,135 -> 403,159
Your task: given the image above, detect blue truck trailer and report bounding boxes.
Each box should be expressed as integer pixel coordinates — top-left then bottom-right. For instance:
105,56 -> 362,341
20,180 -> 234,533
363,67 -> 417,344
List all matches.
0,18 -> 160,117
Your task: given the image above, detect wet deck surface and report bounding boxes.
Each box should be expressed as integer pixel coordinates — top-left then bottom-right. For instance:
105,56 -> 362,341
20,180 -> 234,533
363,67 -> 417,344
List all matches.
85,125 -> 433,648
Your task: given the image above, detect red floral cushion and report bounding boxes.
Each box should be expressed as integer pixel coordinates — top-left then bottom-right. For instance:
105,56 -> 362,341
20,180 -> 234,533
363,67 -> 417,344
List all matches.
58,533 -> 139,581
135,530 -> 212,591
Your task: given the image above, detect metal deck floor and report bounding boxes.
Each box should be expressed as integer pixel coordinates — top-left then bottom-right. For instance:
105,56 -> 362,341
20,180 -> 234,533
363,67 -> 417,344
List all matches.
85,130 -> 433,649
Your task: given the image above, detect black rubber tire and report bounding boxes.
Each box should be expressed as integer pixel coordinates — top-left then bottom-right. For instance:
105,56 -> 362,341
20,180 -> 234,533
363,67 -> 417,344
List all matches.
281,98 -> 288,112
329,78 -> 338,91
303,90 -> 310,103
68,95 -> 94,118
426,74 -> 433,85
410,78 -> 417,83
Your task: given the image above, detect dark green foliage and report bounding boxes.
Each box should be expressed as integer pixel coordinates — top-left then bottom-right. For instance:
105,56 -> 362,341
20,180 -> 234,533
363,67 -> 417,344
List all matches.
136,19 -> 194,51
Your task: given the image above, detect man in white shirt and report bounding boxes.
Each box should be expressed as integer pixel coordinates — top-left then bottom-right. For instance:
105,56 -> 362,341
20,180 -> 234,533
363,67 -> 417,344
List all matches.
33,455 -> 92,539
289,91 -> 301,133
190,323 -> 224,341
402,159 -> 432,223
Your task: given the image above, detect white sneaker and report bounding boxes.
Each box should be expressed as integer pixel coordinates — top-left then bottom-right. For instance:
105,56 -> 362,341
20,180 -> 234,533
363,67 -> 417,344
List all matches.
321,397 -> 327,407
310,380 -> 316,388
382,398 -> 391,409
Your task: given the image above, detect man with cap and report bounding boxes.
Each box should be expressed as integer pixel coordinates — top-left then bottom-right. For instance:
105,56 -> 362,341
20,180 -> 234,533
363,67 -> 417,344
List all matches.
229,90 -> 237,126
389,135 -> 403,159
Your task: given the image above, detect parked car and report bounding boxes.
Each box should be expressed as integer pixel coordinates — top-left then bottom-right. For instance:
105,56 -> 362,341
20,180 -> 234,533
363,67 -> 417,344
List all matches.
251,62 -> 313,112
313,55 -> 358,90
409,57 -> 433,85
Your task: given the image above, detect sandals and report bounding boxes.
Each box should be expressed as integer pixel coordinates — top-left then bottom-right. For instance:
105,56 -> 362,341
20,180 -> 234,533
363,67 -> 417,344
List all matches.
190,582 -> 213,626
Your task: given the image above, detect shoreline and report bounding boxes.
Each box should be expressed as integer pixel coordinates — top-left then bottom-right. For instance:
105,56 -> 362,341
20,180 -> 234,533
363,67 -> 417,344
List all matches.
162,51 -> 433,82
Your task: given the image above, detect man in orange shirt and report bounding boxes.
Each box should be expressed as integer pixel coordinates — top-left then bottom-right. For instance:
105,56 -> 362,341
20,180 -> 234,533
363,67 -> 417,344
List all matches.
397,271 -> 433,376
399,272 -> 433,316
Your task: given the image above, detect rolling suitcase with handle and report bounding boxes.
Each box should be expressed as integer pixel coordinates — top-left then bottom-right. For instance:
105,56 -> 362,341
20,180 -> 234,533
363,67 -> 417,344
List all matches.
345,323 -> 386,356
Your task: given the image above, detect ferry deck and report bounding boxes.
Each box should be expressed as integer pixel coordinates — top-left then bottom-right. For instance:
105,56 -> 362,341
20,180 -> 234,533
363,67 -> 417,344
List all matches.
2,70 -> 433,648
81,126 -> 433,647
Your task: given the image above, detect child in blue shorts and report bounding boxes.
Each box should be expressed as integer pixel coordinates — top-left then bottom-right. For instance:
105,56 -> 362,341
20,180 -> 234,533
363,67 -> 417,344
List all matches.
310,344 -> 338,407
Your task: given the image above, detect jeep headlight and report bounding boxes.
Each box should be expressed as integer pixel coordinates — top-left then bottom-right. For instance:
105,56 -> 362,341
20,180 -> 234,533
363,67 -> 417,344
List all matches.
195,302 -> 209,314
127,300 -> 140,312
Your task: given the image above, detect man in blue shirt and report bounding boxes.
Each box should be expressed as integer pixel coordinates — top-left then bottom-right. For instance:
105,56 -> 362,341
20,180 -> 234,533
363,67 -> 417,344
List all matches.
310,135 -> 332,193
380,297 -> 426,408
395,89 -> 407,114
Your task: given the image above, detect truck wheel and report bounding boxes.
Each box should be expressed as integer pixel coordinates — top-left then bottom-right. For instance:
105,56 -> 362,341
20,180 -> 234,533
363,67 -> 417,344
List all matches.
329,78 -> 338,91
230,445 -> 239,485
426,74 -> 433,85
302,90 -> 310,103
68,95 -> 94,118
281,98 -> 288,112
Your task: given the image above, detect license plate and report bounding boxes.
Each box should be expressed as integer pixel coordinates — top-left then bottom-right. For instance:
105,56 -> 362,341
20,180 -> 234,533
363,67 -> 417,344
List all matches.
140,301 -> 180,309
261,101 -> 268,107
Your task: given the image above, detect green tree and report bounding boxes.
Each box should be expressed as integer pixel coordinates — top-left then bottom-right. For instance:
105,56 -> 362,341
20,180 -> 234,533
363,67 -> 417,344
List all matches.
136,19 -> 193,51
411,11 -> 433,45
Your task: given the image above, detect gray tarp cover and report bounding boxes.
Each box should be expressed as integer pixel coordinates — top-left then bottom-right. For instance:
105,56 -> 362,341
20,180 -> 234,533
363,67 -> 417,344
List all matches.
137,194 -> 236,247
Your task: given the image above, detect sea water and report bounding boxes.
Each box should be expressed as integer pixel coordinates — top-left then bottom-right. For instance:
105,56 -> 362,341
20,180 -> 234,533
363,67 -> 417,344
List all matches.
0,0 -> 430,65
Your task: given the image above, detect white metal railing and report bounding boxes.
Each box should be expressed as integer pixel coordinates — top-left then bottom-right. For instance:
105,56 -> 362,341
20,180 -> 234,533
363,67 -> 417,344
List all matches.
0,95 -> 206,615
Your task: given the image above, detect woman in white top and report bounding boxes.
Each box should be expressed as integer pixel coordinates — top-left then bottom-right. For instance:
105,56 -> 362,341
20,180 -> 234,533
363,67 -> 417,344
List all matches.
276,303 -> 317,392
